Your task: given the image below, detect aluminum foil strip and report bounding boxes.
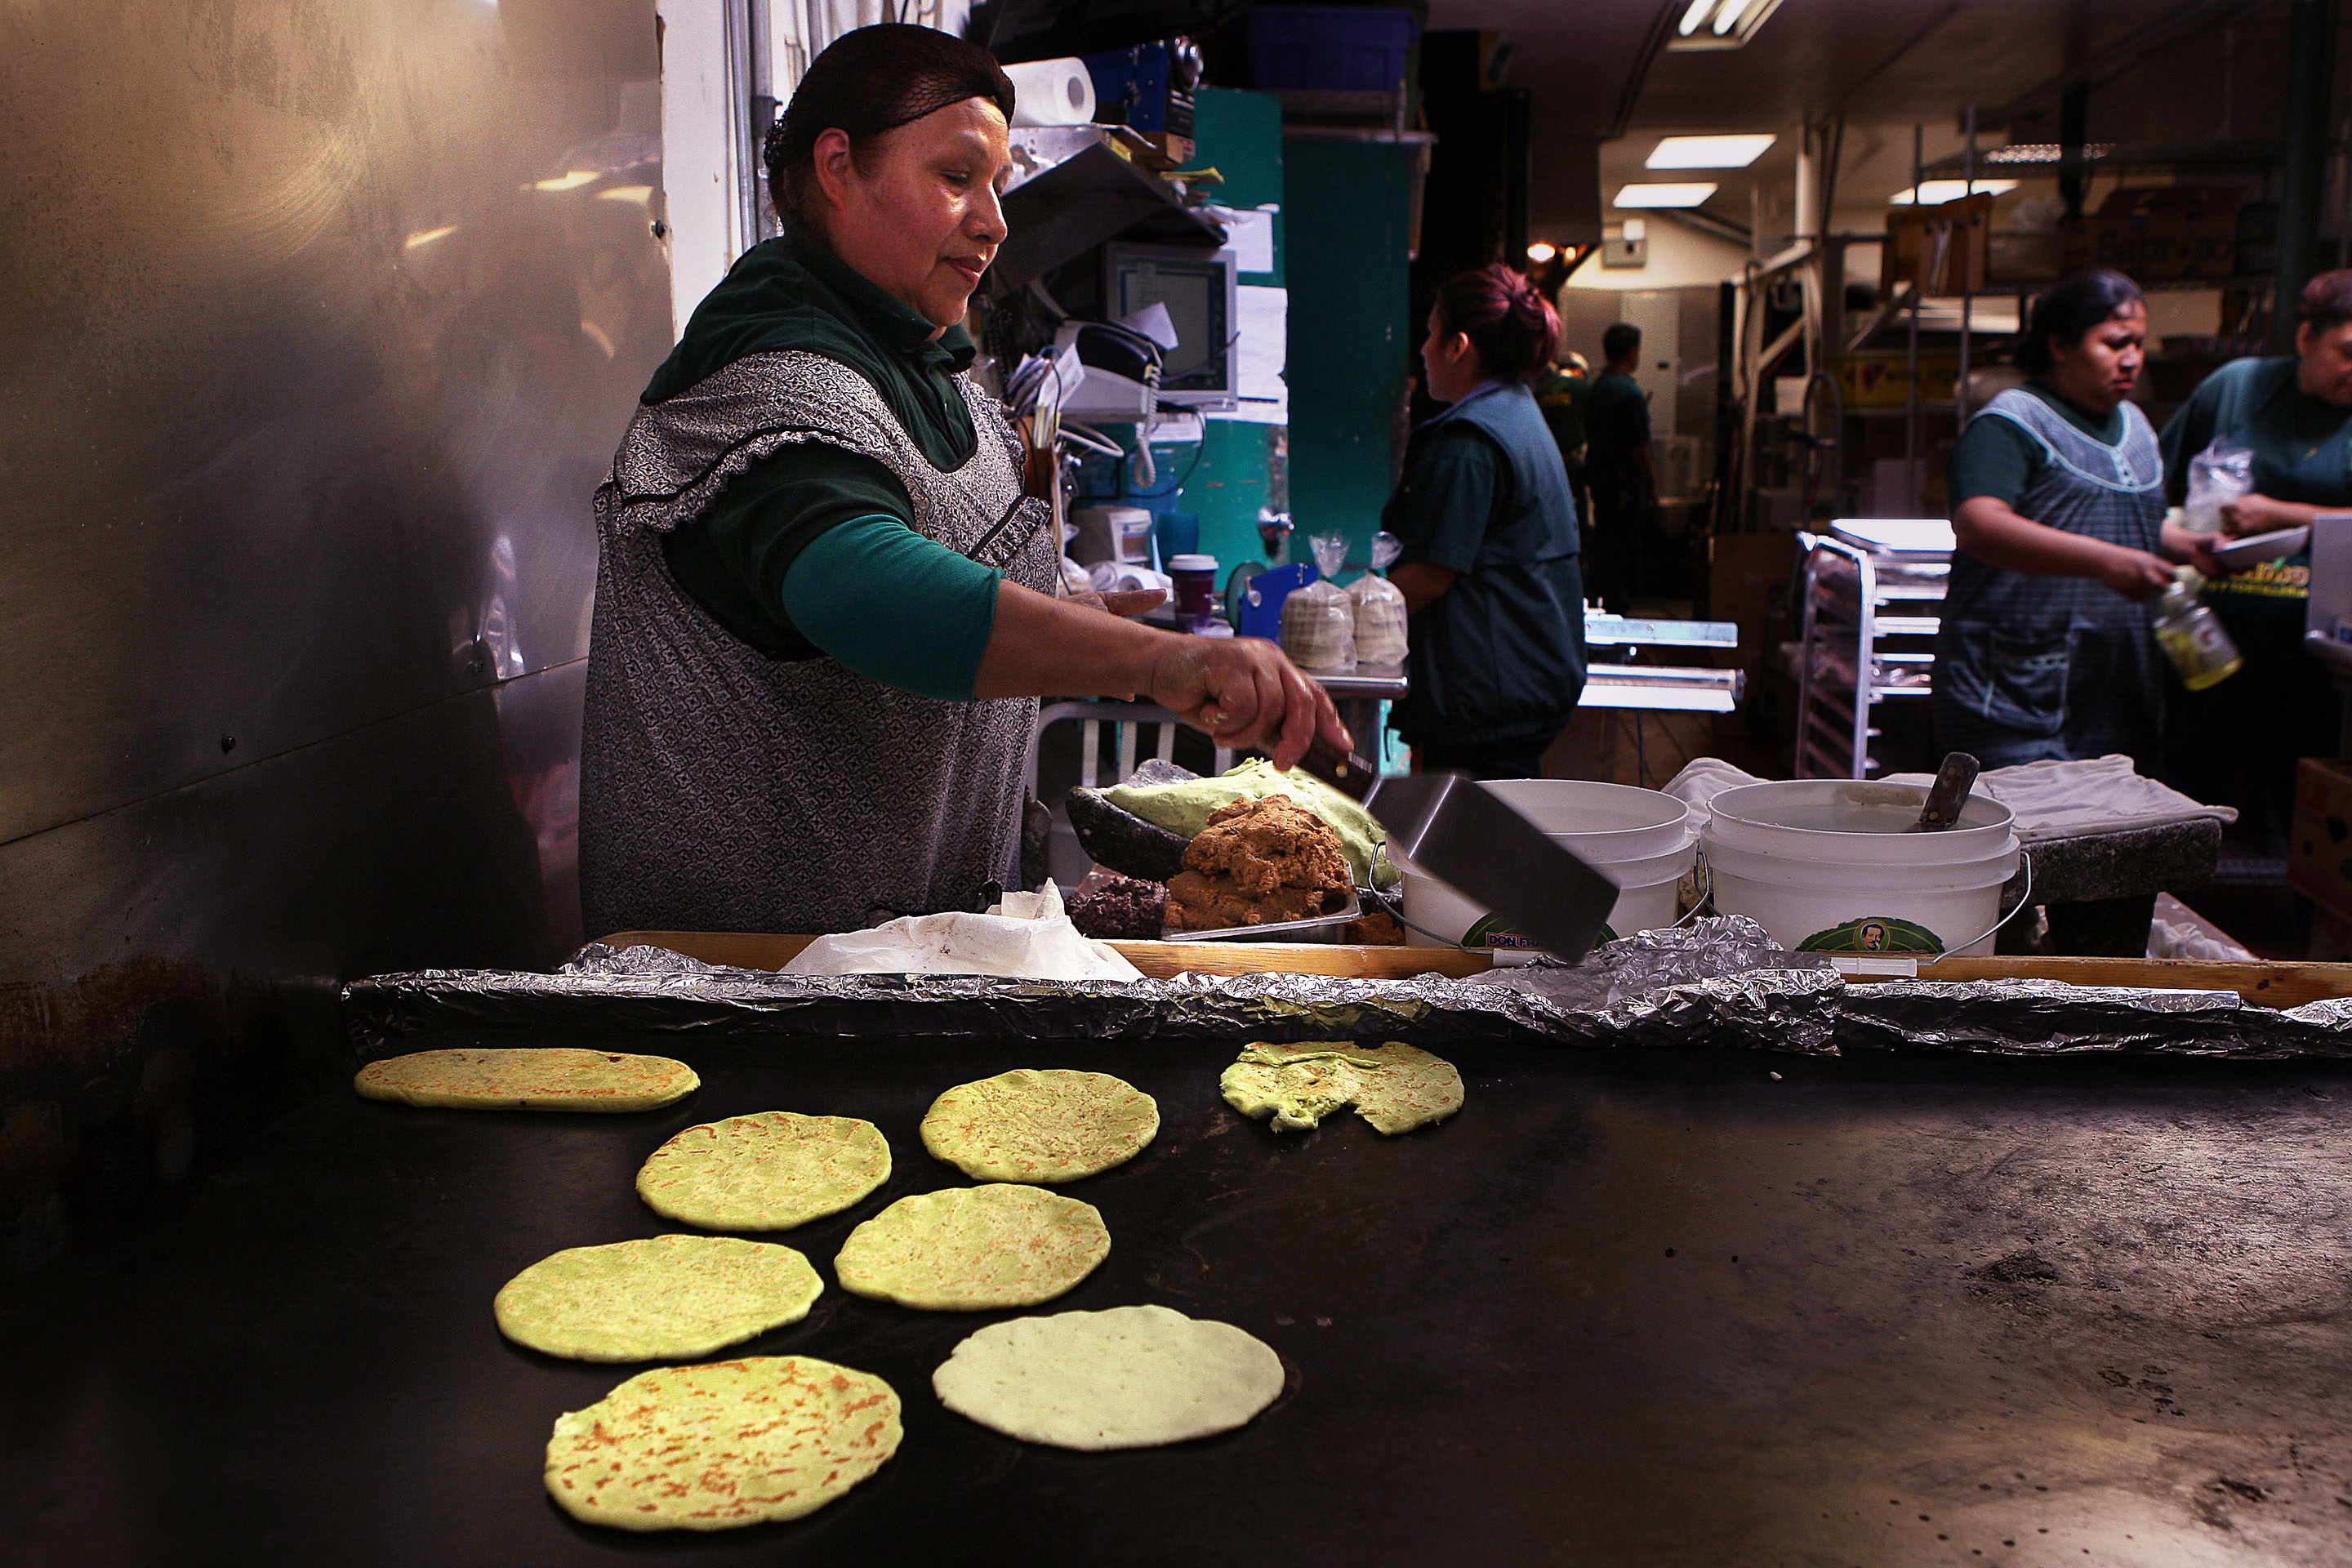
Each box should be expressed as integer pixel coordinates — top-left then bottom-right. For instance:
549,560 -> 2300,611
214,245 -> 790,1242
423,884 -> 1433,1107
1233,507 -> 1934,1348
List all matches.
340,918 -> 2352,1062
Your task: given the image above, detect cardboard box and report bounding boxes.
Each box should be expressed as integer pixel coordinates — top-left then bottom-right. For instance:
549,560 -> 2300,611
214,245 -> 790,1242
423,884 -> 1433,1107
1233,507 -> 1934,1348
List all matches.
2061,186 -> 2249,283
1881,193 -> 1993,295
2289,757 -> 2352,919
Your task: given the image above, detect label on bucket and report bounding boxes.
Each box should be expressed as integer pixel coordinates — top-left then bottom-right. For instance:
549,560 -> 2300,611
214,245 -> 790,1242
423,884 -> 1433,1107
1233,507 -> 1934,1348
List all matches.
1464,915 -> 1615,953
1463,915 -> 1534,951
1796,915 -> 1945,955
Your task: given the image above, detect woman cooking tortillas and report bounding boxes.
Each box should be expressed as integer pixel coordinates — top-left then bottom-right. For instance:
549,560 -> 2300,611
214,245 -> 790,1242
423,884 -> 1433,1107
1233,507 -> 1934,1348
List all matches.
580,25 -> 1346,937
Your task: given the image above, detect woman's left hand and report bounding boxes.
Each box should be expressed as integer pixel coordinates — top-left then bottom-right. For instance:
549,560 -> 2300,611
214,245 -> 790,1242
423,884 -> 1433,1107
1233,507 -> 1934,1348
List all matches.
1067,589 -> 1168,618
2160,521 -> 2221,577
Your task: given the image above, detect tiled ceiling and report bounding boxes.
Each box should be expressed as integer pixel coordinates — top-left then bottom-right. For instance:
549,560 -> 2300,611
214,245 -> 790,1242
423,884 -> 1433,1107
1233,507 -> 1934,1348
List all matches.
1427,0 -> 2295,235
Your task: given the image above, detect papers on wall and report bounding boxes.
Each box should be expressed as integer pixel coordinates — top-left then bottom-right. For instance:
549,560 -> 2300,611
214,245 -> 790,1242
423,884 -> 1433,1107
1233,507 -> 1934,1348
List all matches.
1210,284 -> 1287,425
1205,203 -> 1279,276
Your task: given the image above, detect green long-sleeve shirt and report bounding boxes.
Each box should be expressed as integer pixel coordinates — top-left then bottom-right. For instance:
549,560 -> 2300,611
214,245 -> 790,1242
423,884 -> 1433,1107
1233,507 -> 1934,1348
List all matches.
642,232 -> 1003,697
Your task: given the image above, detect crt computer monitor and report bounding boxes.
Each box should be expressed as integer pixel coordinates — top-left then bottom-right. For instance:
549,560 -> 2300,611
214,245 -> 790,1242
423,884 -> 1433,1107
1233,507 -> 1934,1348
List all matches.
1102,242 -> 1237,409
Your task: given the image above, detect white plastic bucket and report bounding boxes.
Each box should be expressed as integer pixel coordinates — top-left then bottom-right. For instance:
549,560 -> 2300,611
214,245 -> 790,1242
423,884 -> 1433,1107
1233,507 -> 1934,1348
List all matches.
1700,780 -> 2020,958
1400,780 -> 1698,954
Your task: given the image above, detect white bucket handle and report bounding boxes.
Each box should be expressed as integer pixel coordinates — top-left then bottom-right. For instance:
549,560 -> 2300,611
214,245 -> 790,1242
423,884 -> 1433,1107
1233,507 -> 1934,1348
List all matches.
1936,849 -> 2034,958
1664,857 -> 1713,930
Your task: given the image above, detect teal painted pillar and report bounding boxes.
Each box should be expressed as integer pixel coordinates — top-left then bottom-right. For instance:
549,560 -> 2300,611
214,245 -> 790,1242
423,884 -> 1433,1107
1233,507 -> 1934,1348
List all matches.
1171,87 -> 1287,575
1283,136 -> 1417,576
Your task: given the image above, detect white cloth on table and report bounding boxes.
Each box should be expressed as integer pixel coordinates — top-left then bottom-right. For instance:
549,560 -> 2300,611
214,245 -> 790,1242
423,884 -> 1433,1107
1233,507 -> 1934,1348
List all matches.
782,880 -> 1143,982
1660,754 -> 2235,844
1657,758 -> 1769,827
1880,755 -> 2234,843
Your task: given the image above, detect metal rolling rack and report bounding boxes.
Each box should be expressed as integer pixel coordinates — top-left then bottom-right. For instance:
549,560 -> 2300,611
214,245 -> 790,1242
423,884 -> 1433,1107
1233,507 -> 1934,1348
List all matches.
1790,520 -> 1952,778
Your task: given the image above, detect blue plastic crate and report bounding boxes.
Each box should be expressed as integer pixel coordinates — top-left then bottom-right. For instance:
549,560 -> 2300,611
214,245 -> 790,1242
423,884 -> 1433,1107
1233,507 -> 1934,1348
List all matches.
1242,7 -> 1419,93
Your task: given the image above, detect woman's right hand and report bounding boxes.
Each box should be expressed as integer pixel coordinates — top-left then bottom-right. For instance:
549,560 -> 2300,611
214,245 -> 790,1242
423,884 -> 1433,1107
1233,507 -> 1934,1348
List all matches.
2096,546 -> 2177,602
1147,635 -> 1352,771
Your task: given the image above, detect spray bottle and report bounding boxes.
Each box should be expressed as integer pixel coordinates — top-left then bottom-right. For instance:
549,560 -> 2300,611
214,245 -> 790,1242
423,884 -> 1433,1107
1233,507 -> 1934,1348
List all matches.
2151,566 -> 2243,691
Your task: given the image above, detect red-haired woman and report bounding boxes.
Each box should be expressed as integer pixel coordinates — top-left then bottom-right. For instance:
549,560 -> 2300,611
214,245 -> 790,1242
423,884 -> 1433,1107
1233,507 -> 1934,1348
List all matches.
1383,265 -> 1588,779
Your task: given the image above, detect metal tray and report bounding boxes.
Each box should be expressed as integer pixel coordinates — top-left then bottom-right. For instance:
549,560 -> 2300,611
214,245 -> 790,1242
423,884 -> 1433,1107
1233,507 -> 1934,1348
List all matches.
1156,889 -> 1363,942
2212,523 -> 2309,569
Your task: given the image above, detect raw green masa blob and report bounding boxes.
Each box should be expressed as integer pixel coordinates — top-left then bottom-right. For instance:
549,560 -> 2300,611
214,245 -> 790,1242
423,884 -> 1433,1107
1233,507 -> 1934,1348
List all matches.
1218,1041 -> 1463,1134
1103,758 -> 1401,889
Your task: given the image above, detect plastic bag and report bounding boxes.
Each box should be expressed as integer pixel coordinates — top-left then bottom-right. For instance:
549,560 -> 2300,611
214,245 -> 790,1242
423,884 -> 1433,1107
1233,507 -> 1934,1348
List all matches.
1280,532 -> 1356,671
2182,439 -> 2254,534
1348,572 -> 1409,665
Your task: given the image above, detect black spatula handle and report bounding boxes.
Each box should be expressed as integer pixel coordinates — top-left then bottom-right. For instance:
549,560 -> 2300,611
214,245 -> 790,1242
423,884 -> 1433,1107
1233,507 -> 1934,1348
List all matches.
1295,738 -> 1382,801
1917,751 -> 1981,831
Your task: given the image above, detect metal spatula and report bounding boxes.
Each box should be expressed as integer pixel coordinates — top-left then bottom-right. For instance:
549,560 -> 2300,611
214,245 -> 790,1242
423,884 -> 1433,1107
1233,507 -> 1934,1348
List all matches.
1296,744 -> 1620,964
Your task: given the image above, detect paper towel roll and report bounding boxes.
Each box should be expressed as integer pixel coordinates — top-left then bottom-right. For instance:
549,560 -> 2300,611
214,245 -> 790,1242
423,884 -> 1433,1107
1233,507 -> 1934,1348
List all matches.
1005,58 -> 1097,127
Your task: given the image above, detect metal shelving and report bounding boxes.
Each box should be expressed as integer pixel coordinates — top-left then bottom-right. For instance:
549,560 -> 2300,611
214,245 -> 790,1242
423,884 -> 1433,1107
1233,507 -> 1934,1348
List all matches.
1790,528 -> 1951,779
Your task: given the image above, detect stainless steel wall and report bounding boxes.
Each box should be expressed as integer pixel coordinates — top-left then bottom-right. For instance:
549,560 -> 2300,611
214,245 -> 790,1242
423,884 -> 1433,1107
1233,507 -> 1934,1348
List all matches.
0,0 -> 671,1269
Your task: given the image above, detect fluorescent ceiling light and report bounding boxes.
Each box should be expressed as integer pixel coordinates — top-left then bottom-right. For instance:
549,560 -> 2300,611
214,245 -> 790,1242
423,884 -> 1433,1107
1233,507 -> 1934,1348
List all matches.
403,225 -> 458,251
1891,179 -> 2020,205
528,170 -> 601,193
1647,134 -> 1775,169
1613,183 -> 1718,209
1667,0 -> 1784,51
596,185 -> 655,204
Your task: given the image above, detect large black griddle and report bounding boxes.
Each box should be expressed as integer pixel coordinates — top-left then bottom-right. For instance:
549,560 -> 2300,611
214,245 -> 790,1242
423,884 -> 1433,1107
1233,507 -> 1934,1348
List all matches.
6,1031 -> 2352,1566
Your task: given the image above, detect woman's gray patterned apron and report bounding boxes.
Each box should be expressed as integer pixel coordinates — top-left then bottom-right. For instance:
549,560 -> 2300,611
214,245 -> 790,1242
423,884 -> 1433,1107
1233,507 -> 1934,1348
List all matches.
578,350 -> 1058,937
1931,386 -> 2169,770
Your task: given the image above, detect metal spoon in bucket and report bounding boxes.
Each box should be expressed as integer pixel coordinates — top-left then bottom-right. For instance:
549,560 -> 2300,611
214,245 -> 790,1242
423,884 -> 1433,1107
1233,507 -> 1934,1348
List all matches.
1913,752 -> 1981,831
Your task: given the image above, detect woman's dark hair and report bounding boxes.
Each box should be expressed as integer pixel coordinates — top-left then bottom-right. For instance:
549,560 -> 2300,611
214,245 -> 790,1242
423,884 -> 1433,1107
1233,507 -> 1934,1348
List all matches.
2298,269 -> 2352,330
1435,265 -> 1561,383
2017,267 -> 2144,375
763,25 -> 1015,234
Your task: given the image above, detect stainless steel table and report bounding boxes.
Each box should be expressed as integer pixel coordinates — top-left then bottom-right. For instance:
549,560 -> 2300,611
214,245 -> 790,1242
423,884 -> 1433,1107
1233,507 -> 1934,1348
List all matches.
1581,614 -> 1746,714
1312,663 -> 1405,760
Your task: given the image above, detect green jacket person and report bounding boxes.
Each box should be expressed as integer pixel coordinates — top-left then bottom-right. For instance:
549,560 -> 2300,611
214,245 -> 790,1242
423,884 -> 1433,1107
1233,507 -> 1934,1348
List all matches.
580,27 -> 1346,935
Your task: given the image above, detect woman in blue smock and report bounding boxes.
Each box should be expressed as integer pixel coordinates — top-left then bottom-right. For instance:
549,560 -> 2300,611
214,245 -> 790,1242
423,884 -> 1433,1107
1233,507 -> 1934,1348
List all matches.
1383,265 -> 1588,780
1931,269 -> 2212,769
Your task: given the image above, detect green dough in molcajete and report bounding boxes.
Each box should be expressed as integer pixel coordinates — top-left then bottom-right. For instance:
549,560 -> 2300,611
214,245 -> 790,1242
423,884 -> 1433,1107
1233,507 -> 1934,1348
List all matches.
1219,1041 -> 1463,1135
1102,758 -> 1400,889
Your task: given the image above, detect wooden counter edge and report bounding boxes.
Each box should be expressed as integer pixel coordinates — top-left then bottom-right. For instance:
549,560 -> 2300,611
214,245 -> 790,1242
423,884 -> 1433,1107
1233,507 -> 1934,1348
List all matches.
1901,956 -> 2352,1009
594,930 -> 1491,981
594,932 -> 2352,1007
